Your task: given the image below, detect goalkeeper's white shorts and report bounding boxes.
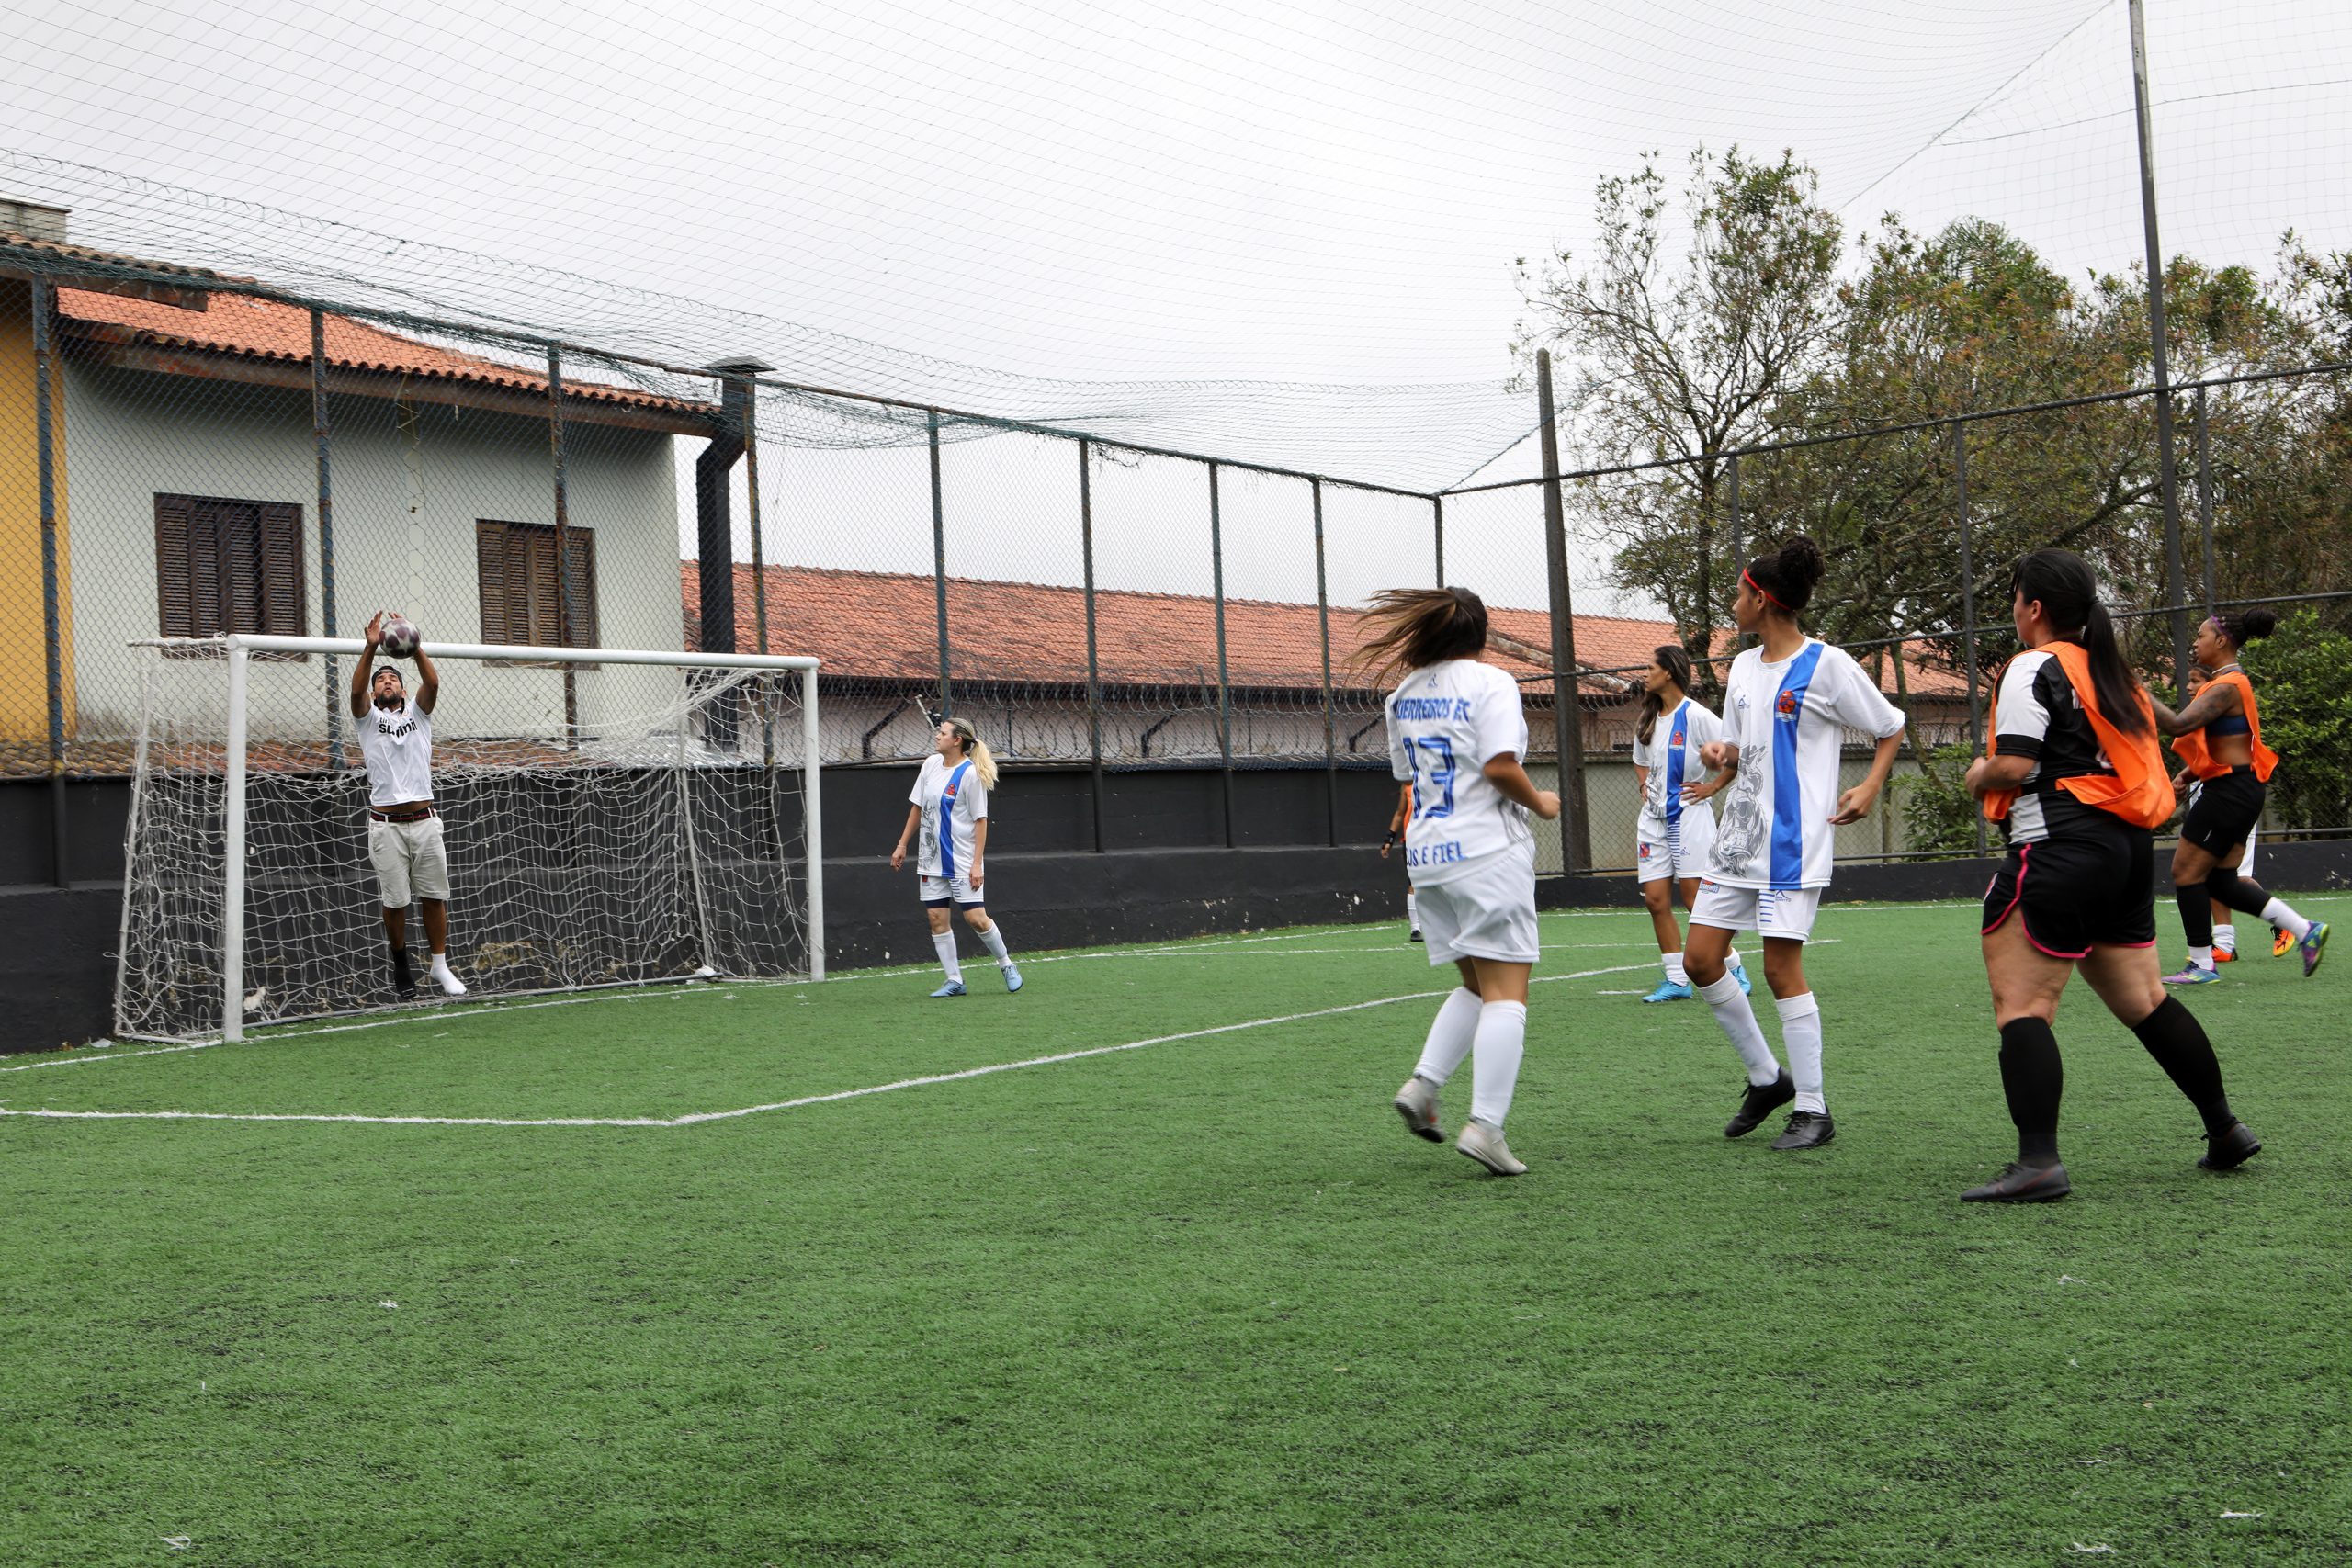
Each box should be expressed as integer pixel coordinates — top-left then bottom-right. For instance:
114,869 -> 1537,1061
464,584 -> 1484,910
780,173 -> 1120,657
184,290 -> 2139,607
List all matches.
370,814 -> 451,907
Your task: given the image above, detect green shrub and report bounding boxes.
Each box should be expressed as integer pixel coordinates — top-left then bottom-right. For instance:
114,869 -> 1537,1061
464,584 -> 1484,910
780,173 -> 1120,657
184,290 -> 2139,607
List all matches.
2244,608 -> 2352,833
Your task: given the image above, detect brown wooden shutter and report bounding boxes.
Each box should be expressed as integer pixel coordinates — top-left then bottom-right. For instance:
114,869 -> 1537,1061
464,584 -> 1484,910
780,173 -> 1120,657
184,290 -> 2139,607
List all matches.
477,520 -> 511,643
259,502 -> 307,636
220,500 -> 261,637
561,529 -> 597,649
154,494 -> 196,637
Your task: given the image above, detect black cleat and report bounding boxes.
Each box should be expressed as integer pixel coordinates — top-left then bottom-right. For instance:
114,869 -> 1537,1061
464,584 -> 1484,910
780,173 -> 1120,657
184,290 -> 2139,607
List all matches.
1770,1110 -> 1835,1150
2198,1121 -> 2262,1171
1724,1070 -> 1795,1138
1962,1159 -> 2072,1202
390,949 -> 415,1000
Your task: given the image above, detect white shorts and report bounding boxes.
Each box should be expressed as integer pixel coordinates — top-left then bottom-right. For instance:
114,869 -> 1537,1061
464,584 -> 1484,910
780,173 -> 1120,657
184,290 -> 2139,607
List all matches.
1635,808 -> 1717,884
369,815 -> 450,908
920,873 -> 985,908
1689,879 -> 1822,943
1414,847 -> 1540,966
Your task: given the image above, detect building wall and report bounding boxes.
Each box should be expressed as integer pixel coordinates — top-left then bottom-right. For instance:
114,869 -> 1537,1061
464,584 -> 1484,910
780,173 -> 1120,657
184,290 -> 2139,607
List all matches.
0,282 -> 73,758
59,359 -> 688,751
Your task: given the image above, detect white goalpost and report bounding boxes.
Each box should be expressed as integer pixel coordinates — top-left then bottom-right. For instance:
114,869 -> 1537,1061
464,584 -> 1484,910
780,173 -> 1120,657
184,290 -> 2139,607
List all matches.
116,635 -> 825,1043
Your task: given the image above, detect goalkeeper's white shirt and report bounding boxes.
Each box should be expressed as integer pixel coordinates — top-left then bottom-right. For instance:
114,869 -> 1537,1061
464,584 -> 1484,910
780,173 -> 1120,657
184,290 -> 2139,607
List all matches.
358,698 -> 435,807
910,753 -> 988,879
1703,639 -> 1905,891
1384,657 -> 1532,886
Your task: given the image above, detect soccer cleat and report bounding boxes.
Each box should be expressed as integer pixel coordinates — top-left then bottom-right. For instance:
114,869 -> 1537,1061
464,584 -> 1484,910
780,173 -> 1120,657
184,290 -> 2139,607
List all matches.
1002,963 -> 1024,993
2199,1121 -> 2263,1171
1640,980 -> 1694,1004
1961,1159 -> 2072,1202
2213,945 -> 2238,964
1724,1070 -> 1794,1138
1455,1118 -> 1527,1176
1394,1076 -> 1444,1143
1408,929 -> 1424,943
2162,961 -> 2220,986
2273,925 -> 2296,958
1770,1110 -> 1836,1151
929,980 -> 967,998
1731,957 -> 1752,996
2298,921 -> 2330,978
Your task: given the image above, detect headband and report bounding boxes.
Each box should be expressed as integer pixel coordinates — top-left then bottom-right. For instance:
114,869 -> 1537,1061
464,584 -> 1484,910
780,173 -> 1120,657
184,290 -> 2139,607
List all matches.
1742,569 -> 1792,613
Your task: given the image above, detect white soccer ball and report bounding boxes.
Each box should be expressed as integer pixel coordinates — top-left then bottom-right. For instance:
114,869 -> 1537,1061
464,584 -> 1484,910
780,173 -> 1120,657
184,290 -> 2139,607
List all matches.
379,615 -> 420,659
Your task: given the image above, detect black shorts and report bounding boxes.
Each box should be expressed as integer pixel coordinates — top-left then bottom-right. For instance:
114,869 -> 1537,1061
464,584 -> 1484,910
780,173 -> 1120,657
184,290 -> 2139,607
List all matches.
1984,815 -> 2156,958
2181,767 -> 2265,855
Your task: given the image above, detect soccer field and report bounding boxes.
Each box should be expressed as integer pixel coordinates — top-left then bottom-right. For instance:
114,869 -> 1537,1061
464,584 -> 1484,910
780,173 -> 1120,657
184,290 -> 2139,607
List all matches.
3,897 -> 2347,1566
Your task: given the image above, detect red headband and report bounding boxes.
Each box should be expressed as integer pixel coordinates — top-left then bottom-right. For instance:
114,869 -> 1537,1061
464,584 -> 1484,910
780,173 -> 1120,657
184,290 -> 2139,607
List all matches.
1742,569 -> 1791,613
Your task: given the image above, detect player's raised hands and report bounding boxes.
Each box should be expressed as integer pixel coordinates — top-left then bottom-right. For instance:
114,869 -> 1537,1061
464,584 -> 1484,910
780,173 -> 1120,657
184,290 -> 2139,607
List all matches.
364,610 -> 385,648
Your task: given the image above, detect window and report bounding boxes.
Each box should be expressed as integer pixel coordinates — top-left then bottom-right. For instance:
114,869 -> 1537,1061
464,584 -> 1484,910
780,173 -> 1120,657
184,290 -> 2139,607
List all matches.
153,493 -> 308,645
476,520 -> 598,650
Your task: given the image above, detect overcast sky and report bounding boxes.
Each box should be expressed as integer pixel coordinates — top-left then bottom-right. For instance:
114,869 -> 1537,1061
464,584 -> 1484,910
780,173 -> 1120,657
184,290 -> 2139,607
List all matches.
5,0 -> 2346,614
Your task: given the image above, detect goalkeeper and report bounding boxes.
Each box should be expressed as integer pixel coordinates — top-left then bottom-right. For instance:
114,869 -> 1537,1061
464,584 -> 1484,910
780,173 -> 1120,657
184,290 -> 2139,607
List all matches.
349,612 -> 467,999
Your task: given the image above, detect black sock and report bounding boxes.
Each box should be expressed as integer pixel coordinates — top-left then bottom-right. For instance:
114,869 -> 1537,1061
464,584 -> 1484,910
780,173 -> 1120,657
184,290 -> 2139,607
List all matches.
2130,998 -> 2233,1135
390,946 -> 412,982
2205,867 -> 2273,920
1997,1016 -> 2064,1165
2176,882 -> 2214,948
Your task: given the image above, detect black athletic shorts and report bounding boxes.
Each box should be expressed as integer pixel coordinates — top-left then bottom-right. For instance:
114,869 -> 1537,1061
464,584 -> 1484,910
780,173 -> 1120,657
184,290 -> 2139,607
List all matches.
2180,767 -> 2265,855
1983,811 -> 2156,958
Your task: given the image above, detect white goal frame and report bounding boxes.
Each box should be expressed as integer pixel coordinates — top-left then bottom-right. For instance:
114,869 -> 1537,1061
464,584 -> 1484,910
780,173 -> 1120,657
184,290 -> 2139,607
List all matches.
186,634 -> 823,1043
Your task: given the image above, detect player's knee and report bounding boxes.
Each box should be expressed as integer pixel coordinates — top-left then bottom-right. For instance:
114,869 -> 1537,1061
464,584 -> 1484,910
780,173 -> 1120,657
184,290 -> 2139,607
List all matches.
961,908 -> 989,931
1641,883 -> 1669,914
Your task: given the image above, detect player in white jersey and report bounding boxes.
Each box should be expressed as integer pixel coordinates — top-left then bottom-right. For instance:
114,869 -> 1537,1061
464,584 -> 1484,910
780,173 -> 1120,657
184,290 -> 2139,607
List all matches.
1361,588 -> 1562,1178
890,715 -> 1023,997
1629,644 -> 1747,1003
1685,538 -> 1907,1150
349,611 -> 466,999
1380,784 -> 1423,942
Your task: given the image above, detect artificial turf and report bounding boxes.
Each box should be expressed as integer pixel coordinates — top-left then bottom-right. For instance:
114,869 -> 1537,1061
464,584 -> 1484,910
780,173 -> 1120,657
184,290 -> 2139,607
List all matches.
2,896 -> 2348,1566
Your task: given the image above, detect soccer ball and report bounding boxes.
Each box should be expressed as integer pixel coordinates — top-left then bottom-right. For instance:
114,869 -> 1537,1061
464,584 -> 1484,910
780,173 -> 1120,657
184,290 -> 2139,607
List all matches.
379,615 -> 420,659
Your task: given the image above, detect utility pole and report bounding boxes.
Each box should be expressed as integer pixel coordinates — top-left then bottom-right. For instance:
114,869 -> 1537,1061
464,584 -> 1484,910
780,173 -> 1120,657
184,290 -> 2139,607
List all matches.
2129,0 -> 2193,694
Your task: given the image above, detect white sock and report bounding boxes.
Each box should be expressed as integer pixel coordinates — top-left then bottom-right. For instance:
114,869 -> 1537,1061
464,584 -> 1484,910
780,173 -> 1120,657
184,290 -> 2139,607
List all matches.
2213,922 -> 2238,954
1776,992 -> 1826,1114
932,931 -> 963,983
1412,987 -> 1483,1088
1728,947 -> 1744,970
975,922 -> 1012,965
2262,898 -> 2312,942
1468,999 -> 1528,1129
1700,972 -> 1781,1086
1662,952 -> 1689,987
1407,890 -> 1419,931
2188,944 -> 2214,970
428,953 -> 453,976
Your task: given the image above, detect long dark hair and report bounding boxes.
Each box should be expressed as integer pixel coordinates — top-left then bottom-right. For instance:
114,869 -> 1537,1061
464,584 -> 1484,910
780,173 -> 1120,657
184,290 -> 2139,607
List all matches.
1743,536 -> 1827,616
1637,644 -> 1693,745
2011,547 -> 2149,737
1350,586 -> 1488,684
2212,606 -> 2278,650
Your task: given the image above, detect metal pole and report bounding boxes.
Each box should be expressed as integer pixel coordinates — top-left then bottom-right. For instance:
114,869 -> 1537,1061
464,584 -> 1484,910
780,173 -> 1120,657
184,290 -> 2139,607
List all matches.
929,411 -> 950,718
1953,421 -> 1988,856
1080,440 -> 1105,853
2193,383 -> 2218,614
1431,493 -> 1445,585
1725,453 -> 1742,644
548,346 -> 578,748
2129,0 -> 2193,694
1314,478 -> 1338,848
221,643 -> 250,1043
312,307 -> 341,768
1536,351 -> 1591,874
801,662 -> 826,981
1209,461 -> 1235,849
31,276 -> 68,887
741,378 -> 775,767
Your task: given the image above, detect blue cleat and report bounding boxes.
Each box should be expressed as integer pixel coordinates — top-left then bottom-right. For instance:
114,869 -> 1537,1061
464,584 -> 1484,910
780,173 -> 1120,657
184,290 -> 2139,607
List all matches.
2162,962 -> 2219,986
2300,920 -> 2330,978
1640,980 -> 1693,1003
1002,963 -> 1024,993
1731,957 -> 1752,996
930,980 -> 967,998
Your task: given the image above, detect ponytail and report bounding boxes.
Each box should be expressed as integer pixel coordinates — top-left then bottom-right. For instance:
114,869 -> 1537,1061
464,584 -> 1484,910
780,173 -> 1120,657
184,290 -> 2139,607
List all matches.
945,716 -> 999,789
2010,548 -> 2151,738
1636,644 -> 1693,745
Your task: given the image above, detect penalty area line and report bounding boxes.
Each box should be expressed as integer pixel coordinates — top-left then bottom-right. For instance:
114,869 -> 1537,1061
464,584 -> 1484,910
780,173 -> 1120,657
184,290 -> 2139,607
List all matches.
0,962 -> 1659,1131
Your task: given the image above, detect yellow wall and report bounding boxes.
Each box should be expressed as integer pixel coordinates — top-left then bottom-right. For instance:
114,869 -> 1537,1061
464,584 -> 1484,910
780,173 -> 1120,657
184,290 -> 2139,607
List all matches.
0,278 -> 74,755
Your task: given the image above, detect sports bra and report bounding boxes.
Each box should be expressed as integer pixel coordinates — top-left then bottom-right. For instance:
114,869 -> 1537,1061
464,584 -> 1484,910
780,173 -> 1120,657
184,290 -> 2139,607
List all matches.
2205,713 -> 2252,739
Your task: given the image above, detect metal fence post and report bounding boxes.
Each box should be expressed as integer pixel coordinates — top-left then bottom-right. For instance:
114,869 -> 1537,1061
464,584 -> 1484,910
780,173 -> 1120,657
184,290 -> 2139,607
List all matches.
311,308 -> 342,769
1953,420 -> 1987,855
2193,383 -> 2218,614
548,346 -> 577,749
1080,439 -> 1105,853
31,275 -> 68,886
1431,493 -> 1445,585
738,376 -> 775,767
1535,351 -> 1590,874
1313,478 -> 1337,847
2128,0 -> 2193,694
1724,452 -> 1741,643
1209,461 -> 1235,849
929,411 -> 950,718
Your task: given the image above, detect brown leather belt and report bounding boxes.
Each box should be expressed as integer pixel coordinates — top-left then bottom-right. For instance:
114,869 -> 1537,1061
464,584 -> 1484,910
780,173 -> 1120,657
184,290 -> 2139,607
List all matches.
369,807 -> 437,824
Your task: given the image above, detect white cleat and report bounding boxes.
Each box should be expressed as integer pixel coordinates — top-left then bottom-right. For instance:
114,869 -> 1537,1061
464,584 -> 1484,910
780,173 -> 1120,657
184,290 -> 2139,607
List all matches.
1455,1118 -> 1527,1177
1394,1076 -> 1444,1143
431,966 -> 469,997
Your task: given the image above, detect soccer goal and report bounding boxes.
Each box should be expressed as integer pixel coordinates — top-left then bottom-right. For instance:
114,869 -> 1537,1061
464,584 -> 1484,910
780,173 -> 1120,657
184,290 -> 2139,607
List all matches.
115,635 -> 824,1043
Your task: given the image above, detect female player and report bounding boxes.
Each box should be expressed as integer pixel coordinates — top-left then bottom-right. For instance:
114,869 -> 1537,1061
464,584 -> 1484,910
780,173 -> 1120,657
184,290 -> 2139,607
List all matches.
2170,667 -> 2261,967
1962,549 -> 2259,1201
1684,536 -> 1908,1151
1380,784 -> 1422,942
890,716 -> 1023,997
2149,610 -> 2328,983
1368,587 -> 1562,1178
1629,645 -> 1747,1002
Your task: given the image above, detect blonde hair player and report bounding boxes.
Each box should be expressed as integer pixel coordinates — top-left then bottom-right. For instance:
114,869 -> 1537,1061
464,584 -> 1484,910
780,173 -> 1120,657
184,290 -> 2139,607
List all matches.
1364,587 -> 1562,1178
1630,643 -> 1747,1003
890,715 -> 1023,997
348,610 -> 467,999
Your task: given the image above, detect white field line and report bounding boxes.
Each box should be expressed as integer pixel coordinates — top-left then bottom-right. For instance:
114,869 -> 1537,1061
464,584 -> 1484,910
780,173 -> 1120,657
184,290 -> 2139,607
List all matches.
0,961 -> 1659,1130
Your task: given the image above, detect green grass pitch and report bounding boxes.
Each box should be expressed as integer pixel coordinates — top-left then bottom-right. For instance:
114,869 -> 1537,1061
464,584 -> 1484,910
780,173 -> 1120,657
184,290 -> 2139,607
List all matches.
3,896 -> 2348,1566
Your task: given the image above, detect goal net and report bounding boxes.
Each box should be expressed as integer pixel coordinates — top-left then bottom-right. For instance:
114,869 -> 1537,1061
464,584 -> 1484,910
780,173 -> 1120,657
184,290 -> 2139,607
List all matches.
116,636 -> 823,1043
